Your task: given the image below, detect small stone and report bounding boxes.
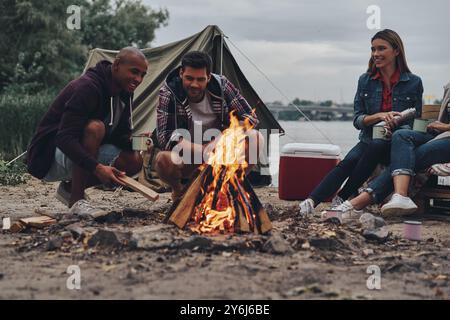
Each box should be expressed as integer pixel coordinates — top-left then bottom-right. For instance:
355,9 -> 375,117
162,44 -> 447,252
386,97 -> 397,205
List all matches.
309,237 -> 341,250
301,241 -> 311,249
363,226 -> 390,243
66,224 -> 86,240
262,234 -> 293,254
46,237 -> 63,251
93,211 -> 122,223
87,229 -> 130,248
60,231 -> 73,240
362,249 -> 374,256
286,286 -> 306,296
359,213 -> 386,230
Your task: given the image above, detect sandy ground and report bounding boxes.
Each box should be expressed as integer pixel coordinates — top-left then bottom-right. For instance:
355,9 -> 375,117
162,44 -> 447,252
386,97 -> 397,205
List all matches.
0,176 -> 449,300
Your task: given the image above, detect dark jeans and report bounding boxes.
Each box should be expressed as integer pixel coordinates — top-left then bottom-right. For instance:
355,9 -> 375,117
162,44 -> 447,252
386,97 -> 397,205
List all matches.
368,129 -> 450,203
309,139 -> 390,204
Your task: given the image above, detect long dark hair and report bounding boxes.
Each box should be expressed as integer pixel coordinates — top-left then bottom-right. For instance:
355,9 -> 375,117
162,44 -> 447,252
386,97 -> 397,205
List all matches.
367,29 -> 411,74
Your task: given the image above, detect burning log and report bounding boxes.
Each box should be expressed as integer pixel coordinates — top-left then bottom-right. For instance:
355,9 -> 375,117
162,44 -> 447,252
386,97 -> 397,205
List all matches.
165,165 -> 271,235
164,110 -> 272,235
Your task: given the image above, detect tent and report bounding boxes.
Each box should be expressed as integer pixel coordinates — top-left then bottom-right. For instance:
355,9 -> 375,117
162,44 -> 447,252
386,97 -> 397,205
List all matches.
84,25 -> 284,137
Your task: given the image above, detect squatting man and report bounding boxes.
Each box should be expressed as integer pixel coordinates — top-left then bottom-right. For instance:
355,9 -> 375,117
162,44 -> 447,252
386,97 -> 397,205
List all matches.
26,47 -> 148,216
154,51 -> 264,200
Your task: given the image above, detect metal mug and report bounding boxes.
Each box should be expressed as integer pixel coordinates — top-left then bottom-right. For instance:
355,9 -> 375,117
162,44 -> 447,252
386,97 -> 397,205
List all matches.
413,119 -> 433,133
373,124 -> 390,140
132,134 -> 149,151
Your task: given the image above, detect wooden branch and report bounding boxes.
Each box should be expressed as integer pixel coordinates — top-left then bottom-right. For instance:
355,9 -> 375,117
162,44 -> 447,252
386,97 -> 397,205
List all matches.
243,179 -> 272,234
117,175 -> 159,201
211,166 -> 227,210
235,179 -> 256,230
167,166 -> 212,228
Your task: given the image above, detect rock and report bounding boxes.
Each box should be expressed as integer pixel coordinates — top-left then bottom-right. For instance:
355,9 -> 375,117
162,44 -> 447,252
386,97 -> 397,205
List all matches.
60,231 -> 73,240
93,211 -> 122,223
123,208 -> 149,219
129,225 -> 174,250
309,237 -> 342,250
362,249 -> 374,257
87,229 -> 130,248
46,237 -> 63,251
178,235 -> 213,250
359,213 -> 386,230
301,241 -> 311,249
363,226 -> 390,243
66,224 -> 86,240
286,284 -> 323,297
262,234 -> 293,254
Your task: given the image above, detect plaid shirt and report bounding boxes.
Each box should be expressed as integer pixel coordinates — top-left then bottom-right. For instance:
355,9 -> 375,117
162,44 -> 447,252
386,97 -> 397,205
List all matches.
157,71 -> 258,150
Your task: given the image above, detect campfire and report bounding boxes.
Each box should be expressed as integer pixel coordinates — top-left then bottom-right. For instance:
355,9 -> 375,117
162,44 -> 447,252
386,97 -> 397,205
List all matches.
164,111 -> 272,235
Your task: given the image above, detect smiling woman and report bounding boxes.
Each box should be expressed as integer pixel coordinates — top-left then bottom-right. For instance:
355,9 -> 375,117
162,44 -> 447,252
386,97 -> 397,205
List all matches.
299,29 -> 423,216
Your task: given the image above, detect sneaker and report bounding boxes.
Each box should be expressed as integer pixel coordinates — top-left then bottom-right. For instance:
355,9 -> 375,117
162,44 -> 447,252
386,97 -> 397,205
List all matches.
69,199 -> 108,219
333,200 -> 362,222
331,195 -> 344,207
380,193 -> 418,217
55,181 -> 71,207
299,198 -> 315,216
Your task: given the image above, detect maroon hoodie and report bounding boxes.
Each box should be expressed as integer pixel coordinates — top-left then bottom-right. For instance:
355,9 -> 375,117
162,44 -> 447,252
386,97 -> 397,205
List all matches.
26,60 -> 133,179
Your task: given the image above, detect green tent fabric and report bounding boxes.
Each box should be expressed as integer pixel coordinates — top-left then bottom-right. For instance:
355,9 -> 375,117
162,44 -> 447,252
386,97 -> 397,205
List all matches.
83,25 -> 284,137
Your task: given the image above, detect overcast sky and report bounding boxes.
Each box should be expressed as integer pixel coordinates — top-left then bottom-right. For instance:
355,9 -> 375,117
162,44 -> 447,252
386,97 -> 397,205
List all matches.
145,0 -> 450,104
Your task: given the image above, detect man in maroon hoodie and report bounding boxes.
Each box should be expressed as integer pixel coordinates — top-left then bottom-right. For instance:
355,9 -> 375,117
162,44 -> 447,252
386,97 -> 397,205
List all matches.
26,47 -> 148,216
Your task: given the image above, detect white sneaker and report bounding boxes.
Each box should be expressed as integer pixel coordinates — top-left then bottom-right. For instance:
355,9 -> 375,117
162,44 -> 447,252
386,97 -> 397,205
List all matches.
69,199 -> 108,219
299,198 -> 315,216
331,195 -> 344,207
381,193 -> 418,217
334,200 -> 362,222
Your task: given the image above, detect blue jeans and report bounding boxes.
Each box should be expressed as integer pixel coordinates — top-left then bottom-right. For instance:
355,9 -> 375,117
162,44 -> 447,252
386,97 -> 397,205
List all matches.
367,129 -> 450,203
43,144 -> 122,182
309,139 -> 390,204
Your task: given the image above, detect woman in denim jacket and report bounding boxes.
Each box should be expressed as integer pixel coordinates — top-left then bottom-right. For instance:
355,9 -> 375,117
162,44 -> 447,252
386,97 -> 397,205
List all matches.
299,29 -> 423,215
333,85 -> 450,219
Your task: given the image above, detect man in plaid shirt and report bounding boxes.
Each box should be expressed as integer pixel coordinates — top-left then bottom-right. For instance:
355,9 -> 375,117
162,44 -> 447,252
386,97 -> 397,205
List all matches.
154,51 -> 263,200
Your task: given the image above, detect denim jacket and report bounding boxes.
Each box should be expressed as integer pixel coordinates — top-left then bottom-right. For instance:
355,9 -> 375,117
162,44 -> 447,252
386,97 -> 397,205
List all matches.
353,71 -> 423,143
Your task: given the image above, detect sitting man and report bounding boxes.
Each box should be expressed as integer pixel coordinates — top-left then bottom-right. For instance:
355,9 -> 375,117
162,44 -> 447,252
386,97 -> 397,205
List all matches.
26,47 -> 148,215
155,51 -> 263,200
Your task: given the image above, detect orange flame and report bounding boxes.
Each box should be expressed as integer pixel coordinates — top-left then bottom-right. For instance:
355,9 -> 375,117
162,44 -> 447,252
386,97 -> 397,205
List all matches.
189,110 -> 255,234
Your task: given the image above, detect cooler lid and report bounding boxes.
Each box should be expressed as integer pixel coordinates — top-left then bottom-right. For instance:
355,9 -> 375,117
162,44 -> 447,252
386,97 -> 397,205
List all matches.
281,143 -> 341,156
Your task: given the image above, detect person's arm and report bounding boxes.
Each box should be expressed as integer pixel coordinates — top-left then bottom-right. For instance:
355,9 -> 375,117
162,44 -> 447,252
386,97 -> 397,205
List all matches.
427,121 -> 450,133
221,76 -> 259,127
156,86 -> 179,151
353,76 -> 367,130
363,111 -> 401,127
55,84 -> 100,173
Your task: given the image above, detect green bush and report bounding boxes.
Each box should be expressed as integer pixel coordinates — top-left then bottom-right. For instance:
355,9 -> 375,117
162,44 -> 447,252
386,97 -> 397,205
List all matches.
0,89 -> 55,160
0,159 -> 28,186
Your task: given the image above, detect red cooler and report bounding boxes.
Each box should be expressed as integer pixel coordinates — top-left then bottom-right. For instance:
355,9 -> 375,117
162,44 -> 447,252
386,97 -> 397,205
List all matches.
278,143 -> 341,200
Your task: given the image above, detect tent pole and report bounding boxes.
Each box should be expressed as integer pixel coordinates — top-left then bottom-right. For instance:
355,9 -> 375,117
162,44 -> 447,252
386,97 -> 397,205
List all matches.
220,32 -> 224,75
